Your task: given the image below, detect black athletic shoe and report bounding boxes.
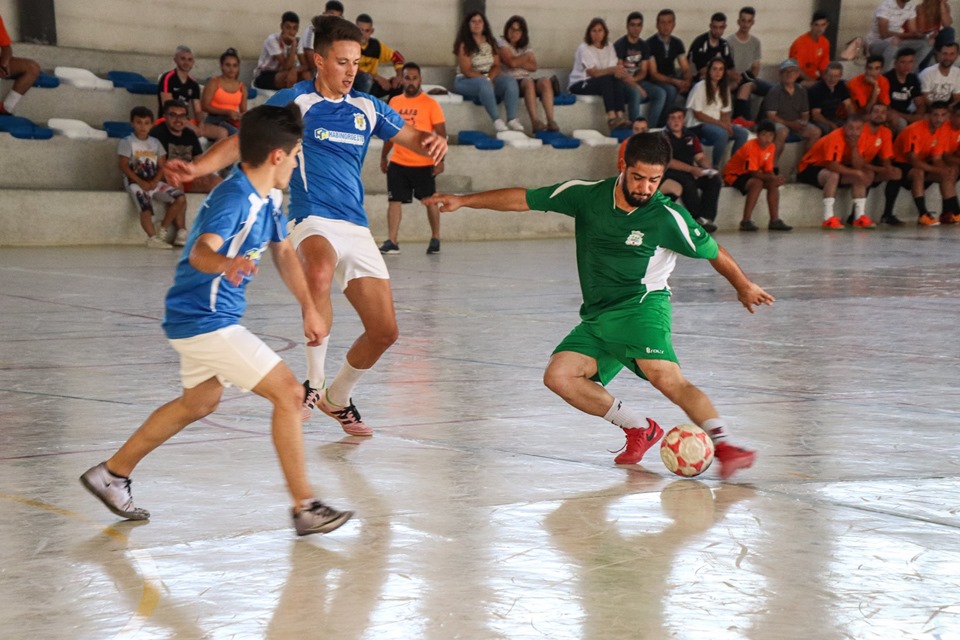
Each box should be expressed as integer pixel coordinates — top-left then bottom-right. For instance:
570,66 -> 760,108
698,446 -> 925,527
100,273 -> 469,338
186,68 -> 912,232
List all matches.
696,217 -> 718,233
379,240 -> 400,254
739,220 -> 759,232
426,238 -> 440,254
880,214 -> 905,226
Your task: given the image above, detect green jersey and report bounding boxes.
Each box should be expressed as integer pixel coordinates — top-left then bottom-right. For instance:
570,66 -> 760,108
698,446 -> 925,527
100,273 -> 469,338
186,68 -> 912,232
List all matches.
525,177 -> 719,320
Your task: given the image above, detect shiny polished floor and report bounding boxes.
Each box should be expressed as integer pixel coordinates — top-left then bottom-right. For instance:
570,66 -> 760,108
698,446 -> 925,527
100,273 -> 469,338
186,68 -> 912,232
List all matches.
1,228 -> 959,640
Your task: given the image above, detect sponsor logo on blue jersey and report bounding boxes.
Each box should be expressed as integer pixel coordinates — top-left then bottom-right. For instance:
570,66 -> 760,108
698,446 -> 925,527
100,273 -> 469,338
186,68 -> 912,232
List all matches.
314,127 -> 365,146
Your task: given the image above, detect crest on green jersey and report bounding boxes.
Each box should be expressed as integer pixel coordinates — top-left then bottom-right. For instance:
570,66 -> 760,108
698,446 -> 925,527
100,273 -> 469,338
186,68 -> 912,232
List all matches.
625,230 -> 644,246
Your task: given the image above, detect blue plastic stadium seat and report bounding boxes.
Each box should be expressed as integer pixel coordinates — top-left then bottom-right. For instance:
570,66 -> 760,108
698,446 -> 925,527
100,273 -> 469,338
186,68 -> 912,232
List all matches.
127,81 -> 158,95
29,126 -> 54,140
108,71 -> 157,94
0,115 -> 34,132
457,130 -> 489,145
611,128 -> 633,143
786,133 -> 802,143
534,131 -> 564,141
474,138 -> 505,150
102,121 -> 134,138
0,116 -> 54,139
33,72 -> 60,88
549,137 -> 581,149
247,86 -> 258,99
553,93 -> 576,106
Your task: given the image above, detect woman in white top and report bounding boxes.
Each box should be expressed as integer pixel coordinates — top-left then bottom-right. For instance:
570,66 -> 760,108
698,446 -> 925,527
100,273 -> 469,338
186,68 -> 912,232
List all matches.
498,15 -> 559,132
568,17 -> 631,131
453,11 -> 523,132
685,57 -> 748,168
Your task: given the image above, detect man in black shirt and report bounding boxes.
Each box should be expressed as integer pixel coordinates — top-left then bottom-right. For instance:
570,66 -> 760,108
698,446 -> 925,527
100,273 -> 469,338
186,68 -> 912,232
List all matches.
884,47 -> 924,133
687,12 -> 736,80
661,108 -> 722,231
808,62 -> 852,134
647,9 -> 694,119
150,100 -> 222,193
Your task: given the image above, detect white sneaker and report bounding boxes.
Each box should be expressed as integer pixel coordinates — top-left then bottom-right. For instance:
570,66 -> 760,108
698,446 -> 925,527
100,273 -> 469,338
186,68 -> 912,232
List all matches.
173,229 -> 188,247
146,235 -> 173,249
493,119 -> 508,132
507,118 -> 525,132
80,462 -> 150,520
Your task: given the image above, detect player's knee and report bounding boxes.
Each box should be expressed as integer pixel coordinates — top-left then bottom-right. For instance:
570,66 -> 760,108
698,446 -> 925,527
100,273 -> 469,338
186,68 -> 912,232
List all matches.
542,366 -> 567,396
370,322 -> 399,349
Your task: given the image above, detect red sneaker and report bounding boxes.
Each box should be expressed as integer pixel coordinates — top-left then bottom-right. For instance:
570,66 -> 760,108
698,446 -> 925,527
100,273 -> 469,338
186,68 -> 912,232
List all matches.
918,213 -> 940,226
732,116 -> 756,128
612,418 -> 664,465
318,393 -> 373,436
713,441 -> 756,480
939,212 -> 960,224
821,216 -> 844,230
851,215 -> 877,229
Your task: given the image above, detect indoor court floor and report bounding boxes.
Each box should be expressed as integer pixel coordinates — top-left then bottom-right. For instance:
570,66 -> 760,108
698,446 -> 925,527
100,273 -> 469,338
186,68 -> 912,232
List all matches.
1,228 -> 958,639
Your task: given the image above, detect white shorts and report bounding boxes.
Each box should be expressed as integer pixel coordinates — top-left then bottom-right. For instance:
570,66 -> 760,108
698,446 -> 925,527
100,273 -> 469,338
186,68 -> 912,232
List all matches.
288,216 -> 389,291
169,324 -> 282,392
124,180 -> 183,212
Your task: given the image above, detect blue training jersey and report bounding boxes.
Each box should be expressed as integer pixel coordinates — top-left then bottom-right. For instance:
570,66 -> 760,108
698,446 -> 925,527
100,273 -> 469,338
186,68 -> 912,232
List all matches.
266,81 -> 406,227
162,167 -> 286,339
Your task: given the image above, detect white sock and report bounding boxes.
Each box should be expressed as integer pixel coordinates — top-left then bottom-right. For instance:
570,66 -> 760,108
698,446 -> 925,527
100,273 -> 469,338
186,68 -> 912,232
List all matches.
853,198 -> 866,220
305,336 -> 329,389
822,197 -> 836,221
327,359 -> 368,407
701,417 -> 728,441
3,90 -> 23,112
603,398 -> 644,430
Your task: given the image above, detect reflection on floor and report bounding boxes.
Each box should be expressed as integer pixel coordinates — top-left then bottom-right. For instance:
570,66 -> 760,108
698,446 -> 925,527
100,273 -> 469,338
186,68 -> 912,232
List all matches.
1,229 -> 958,639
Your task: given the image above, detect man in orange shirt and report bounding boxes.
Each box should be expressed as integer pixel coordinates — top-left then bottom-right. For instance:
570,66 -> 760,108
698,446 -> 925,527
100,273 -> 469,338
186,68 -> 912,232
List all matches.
859,103 -> 904,225
379,62 -> 447,254
848,55 -> 891,115
928,102 -> 960,224
0,14 -> 40,116
890,101 -> 957,225
722,121 -> 790,230
796,115 -> 875,229
789,11 -> 831,87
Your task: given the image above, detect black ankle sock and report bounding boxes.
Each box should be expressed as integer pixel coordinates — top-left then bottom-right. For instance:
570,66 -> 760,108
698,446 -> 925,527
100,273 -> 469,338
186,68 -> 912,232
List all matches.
914,196 -> 928,215
944,196 -> 959,213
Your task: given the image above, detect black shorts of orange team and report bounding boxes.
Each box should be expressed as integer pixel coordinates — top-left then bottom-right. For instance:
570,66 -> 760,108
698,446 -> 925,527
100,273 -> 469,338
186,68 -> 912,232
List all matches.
730,173 -> 755,195
893,161 -> 934,190
387,163 -> 436,204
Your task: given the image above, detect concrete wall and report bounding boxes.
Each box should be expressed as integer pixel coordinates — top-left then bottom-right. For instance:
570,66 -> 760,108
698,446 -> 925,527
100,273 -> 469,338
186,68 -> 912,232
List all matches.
0,1 -> 17,37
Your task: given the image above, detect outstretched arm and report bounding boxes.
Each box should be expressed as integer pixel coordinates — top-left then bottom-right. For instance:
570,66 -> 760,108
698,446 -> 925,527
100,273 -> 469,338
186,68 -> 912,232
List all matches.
423,188 -> 530,213
165,135 -> 241,187
709,244 -> 775,313
390,123 -> 447,165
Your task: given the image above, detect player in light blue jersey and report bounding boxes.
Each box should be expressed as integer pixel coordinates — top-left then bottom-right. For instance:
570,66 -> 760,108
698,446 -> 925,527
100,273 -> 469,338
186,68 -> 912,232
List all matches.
167,16 -> 447,437
81,105 -> 353,537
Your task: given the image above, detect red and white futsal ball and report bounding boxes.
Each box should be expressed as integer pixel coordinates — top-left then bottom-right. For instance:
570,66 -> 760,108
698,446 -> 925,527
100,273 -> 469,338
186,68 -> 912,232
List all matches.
660,424 -> 714,477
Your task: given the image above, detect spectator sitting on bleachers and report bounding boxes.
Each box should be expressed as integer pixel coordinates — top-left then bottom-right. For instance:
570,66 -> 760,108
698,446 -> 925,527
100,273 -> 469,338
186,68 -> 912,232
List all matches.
789,11 -> 831,86
158,45 -> 226,141
889,101 -> 958,225
915,0 -> 955,68
118,106 -> 188,249
454,10 -> 522,133
723,120 -> 791,231
617,116 -> 649,165
938,102 -> 960,223
151,100 -> 222,193
685,56 -> 749,169
687,12 -> 736,81
866,0 -> 932,72
354,13 -> 404,99
568,17 -> 631,132
378,62 -> 447,255
201,48 -> 246,137
662,107 -> 722,232
613,12 -> 667,130
762,58 -> 821,164
253,11 -> 310,90
919,41 -> 960,106
646,9 -> 694,120
728,6 -> 773,121
498,15 -> 559,133
885,47 -> 925,132
809,62 -> 853,134
858,103 -> 904,224
848,55 -> 892,115
0,13 -> 40,116
795,114 -> 875,229
302,1 -> 345,77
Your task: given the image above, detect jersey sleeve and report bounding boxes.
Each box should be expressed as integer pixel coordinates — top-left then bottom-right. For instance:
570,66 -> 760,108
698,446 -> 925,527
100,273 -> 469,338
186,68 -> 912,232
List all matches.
661,201 -> 720,260
0,17 -> 12,47
268,190 -> 288,242
371,95 -> 407,141
525,180 -> 599,218
428,97 -> 446,125
194,187 -> 246,242
265,87 -> 298,107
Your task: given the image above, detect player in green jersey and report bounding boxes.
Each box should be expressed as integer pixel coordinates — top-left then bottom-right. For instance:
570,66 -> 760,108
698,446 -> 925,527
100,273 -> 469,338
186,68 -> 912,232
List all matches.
424,132 -> 773,479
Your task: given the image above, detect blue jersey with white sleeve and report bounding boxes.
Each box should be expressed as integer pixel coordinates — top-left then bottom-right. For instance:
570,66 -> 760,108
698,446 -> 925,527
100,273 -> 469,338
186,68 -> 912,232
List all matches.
266,81 -> 405,227
162,167 -> 287,339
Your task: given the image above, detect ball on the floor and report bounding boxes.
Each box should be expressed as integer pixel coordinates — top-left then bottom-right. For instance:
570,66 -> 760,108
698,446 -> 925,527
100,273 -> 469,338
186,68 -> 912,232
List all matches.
660,424 -> 714,477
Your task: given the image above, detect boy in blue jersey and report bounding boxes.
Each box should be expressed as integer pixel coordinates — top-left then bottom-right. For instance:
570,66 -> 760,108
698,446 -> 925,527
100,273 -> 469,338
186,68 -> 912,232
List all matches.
426,134 -> 771,480
81,105 -> 353,536
166,16 -> 447,437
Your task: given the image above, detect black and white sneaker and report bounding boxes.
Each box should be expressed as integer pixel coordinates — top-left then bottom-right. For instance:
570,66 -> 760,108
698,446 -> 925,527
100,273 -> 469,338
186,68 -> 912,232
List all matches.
293,499 -> 353,536
695,217 -> 718,233
379,240 -> 400,254
80,462 -> 150,520
301,380 -> 323,421
426,238 -> 441,254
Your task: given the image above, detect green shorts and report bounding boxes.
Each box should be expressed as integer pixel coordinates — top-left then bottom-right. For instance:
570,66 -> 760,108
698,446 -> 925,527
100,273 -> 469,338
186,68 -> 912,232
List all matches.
553,298 -> 677,385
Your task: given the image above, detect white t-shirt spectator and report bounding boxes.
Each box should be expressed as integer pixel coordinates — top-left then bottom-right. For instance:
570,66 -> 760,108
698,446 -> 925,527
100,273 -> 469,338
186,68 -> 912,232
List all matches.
568,42 -> 618,87
117,134 -> 165,182
920,64 -> 960,102
254,32 -> 304,77
866,0 -> 918,46
685,79 -> 732,128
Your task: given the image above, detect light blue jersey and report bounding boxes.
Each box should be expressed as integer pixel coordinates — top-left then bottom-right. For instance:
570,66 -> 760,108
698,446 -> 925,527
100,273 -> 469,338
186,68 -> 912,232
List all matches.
162,167 -> 286,339
266,81 -> 406,226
